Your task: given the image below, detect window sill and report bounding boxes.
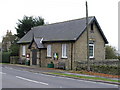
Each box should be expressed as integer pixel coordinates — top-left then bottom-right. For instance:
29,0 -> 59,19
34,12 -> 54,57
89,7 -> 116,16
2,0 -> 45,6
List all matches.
89,57 -> 95,60
22,55 -> 26,57
46,56 -> 52,58
61,56 -> 68,59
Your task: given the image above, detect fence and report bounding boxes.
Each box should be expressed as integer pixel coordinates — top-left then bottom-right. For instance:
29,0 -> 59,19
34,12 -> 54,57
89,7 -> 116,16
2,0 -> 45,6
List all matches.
75,59 -> 120,75
10,56 -> 19,64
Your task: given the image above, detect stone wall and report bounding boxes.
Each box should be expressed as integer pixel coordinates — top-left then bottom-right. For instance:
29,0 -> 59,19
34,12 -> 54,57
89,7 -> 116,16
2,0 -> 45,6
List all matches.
44,42 -> 72,70
40,49 -> 47,67
74,22 -> 105,63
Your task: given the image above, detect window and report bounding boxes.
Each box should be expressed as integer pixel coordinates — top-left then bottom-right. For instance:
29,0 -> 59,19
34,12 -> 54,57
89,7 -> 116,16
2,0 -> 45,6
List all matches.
91,23 -> 94,33
62,44 -> 67,58
89,44 -> 94,58
22,45 -> 26,56
47,45 -> 51,57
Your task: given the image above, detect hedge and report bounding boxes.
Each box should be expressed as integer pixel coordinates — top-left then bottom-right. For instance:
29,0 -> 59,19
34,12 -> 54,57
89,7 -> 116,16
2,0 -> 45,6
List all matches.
2,52 -> 11,63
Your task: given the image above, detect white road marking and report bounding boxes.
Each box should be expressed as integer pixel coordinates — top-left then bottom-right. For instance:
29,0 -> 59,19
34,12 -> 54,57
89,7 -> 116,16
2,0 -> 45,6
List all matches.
60,86 -> 62,88
0,72 -> 6,74
39,74 -> 56,77
16,76 -> 48,85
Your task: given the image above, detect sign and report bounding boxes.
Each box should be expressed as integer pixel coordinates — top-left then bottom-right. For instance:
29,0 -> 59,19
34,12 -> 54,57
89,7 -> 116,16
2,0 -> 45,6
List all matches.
53,53 -> 58,60
26,53 -> 30,58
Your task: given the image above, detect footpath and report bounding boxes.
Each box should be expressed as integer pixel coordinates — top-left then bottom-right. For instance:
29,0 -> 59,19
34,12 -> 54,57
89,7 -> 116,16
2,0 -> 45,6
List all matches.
2,64 -> 120,85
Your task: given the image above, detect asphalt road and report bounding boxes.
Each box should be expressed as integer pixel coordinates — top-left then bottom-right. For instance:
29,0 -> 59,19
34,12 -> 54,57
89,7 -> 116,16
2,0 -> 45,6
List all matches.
1,64 -> 119,88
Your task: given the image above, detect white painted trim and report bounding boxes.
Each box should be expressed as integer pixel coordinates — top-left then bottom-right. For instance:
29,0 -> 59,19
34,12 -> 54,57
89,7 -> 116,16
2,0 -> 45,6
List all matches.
89,44 -> 94,58
47,45 -> 51,57
22,45 -> 26,56
62,44 -> 67,58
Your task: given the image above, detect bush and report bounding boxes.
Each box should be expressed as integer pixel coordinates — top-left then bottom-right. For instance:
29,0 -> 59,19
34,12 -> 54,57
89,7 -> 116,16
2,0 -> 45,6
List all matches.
2,52 -> 11,63
10,43 -> 19,56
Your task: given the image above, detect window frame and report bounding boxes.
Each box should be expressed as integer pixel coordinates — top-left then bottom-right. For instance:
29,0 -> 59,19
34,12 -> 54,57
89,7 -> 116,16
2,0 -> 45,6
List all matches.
47,45 -> 51,57
89,43 -> 94,58
62,44 -> 67,58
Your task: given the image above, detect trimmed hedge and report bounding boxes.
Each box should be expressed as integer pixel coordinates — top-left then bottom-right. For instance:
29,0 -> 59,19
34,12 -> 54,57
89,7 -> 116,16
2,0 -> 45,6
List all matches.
2,52 -> 11,63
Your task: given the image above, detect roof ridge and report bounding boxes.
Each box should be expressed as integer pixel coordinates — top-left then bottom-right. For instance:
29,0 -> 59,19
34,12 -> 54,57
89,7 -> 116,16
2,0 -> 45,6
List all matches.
32,16 -> 95,29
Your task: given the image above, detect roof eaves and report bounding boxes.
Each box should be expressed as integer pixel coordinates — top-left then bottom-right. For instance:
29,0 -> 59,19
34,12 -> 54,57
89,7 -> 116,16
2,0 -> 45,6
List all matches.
17,41 -> 31,44
43,40 -> 75,43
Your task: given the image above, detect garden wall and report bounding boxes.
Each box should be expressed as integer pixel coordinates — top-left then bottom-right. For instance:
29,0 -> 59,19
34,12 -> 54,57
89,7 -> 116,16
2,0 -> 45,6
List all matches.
75,59 -> 120,75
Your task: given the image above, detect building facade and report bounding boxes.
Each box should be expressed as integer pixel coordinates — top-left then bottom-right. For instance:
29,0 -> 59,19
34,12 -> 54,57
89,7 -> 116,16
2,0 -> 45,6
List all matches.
17,16 -> 108,70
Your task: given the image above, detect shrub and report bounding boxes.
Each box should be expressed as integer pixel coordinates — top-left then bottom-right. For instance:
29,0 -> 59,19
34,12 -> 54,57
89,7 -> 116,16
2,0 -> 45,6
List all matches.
2,52 -> 11,63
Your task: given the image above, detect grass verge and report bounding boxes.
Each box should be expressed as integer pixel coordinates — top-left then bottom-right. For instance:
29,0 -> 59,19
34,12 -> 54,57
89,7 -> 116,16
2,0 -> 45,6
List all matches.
47,72 -> 119,83
0,63 -> 10,64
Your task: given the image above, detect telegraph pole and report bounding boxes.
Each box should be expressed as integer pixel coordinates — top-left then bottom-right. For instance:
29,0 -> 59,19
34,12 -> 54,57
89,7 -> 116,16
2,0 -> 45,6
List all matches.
86,1 -> 90,71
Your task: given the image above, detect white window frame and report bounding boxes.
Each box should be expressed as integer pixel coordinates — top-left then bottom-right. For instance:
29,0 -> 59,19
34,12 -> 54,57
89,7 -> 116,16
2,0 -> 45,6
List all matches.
47,45 -> 51,57
22,45 -> 26,56
62,44 -> 67,58
89,44 -> 94,58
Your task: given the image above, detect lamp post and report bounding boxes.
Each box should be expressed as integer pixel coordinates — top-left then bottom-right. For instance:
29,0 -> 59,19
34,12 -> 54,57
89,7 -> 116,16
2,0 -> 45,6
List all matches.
86,1 -> 90,71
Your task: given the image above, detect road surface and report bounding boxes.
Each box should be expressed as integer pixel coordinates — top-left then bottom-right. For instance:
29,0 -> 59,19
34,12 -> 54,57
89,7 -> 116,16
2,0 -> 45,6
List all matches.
1,64 -> 119,88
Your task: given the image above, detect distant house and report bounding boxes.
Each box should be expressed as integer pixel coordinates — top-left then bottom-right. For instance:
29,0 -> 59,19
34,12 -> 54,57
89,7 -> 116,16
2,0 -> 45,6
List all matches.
2,30 -> 16,52
17,16 -> 108,70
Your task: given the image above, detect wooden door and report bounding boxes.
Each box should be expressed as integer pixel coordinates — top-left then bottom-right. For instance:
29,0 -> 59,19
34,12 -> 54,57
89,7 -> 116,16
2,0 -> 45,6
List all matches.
32,49 -> 37,65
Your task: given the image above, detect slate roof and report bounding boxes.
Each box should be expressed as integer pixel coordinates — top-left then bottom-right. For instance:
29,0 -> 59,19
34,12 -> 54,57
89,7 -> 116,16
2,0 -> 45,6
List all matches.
33,37 -> 45,48
17,16 -> 108,44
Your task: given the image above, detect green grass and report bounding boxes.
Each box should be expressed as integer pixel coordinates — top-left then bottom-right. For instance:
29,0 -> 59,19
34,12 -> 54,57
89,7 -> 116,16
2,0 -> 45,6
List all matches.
0,63 -> 10,64
47,72 -> 119,83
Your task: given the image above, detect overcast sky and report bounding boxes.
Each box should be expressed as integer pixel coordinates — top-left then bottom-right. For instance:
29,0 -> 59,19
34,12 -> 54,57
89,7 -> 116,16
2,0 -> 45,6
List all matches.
0,0 -> 119,50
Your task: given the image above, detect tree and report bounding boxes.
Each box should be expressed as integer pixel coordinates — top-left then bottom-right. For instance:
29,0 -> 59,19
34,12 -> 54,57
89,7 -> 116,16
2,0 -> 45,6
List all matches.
2,30 -> 16,52
105,45 -> 117,59
16,16 -> 45,38
9,37 -> 19,56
